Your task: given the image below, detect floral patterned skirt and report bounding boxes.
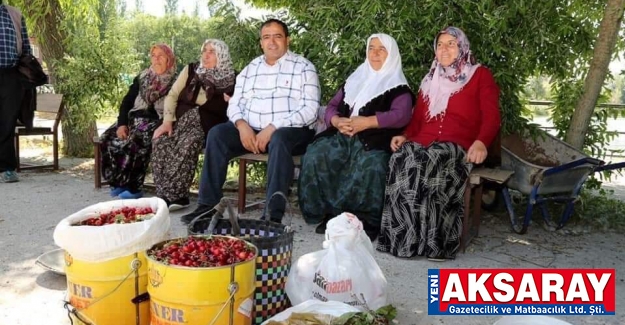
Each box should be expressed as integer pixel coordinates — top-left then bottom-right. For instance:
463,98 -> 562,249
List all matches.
151,108 -> 205,202
99,110 -> 161,191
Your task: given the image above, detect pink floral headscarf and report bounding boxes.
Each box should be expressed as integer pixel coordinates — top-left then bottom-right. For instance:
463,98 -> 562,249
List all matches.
139,43 -> 176,105
419,26 -> 480,120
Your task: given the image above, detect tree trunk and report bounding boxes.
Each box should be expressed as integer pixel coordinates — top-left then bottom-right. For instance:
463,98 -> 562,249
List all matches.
20,0 -> 99,157
20,0 -> 65,82
62,117 -> 97,157
566,0 -> 625,150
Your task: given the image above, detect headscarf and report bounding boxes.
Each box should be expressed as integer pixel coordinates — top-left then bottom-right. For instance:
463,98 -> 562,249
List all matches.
419,26 -> 480,120
193,39 -> 236,95
343,33 -> 409,113
138,43 -> 176,106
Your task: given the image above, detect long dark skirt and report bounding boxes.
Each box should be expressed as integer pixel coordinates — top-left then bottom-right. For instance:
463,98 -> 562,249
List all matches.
376,142 -> 469,259
99,110 -> 161,191
151,108 -> 205,202
298,133 -> 390,228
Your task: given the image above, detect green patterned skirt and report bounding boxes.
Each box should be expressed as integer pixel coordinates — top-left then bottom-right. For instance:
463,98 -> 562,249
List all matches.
298,133 -> 390,228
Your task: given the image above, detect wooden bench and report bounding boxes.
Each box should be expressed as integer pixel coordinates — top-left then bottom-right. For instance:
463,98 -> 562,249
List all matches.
460,134 -> 513,252
236,153 -> 302,214
14,93 -> 64,171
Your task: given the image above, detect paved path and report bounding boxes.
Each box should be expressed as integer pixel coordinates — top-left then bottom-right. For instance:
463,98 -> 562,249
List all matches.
1,164 -> 624,324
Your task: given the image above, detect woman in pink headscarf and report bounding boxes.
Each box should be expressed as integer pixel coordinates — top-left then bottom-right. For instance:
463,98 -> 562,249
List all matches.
377,27 -> 501,260
99,43 -> 176,199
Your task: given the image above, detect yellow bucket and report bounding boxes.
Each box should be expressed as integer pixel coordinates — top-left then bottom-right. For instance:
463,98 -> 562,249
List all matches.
146,236 -> 257,325
64,251 -> 149,325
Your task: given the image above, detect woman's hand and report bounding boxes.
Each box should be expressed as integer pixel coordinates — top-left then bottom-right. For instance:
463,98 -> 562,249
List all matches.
346,116 -> 375,136
466,140 -> 487,164
116,125 -> 129,140
331,116 -> 353,135
390,135 -> 407,152
153,121 -> 173,139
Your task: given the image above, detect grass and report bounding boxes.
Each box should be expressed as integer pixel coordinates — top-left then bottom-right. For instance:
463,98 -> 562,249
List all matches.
490,188 -> 625,233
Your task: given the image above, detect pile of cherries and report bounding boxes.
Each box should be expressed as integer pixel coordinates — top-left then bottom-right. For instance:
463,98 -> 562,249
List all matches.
76,207 -> 155,226
148,236 -> 256,268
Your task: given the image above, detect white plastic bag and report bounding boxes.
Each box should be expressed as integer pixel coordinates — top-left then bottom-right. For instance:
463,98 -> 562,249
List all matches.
286,212 -> 387,310
261,300 -> 359,324
53,197 -> 170,262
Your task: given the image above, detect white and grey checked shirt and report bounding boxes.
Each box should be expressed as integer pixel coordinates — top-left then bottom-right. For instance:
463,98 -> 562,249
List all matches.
227,51 -> 320,130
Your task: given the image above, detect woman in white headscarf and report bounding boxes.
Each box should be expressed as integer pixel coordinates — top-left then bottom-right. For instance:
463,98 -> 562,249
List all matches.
151,39 -> 235,212
298,33 -> 415,241
377,27 -> 500,260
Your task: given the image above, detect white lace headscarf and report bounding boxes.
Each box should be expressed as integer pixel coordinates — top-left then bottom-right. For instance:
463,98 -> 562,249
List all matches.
343,33 -> 409,113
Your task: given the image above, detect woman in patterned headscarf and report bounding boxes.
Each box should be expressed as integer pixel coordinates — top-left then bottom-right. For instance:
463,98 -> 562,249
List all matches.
298,33 -> 415,241
99,43 -> 176,199
151,39 -> 235,211
377,27 -> 501,260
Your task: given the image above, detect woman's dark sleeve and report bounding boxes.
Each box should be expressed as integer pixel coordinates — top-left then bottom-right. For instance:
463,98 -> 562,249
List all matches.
117,76 -> 140,126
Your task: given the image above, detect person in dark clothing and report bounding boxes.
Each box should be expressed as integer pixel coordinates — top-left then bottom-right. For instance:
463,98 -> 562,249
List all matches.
99,44 -> 176,197
298,33 -> 415,241
151,39 -> 235,212
0,2 -> 32,183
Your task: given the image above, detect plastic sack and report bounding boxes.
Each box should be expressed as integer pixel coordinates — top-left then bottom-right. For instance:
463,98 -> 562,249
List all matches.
286,212 -> 387,310
53,197 -> 170,262
261,300 -> 359,324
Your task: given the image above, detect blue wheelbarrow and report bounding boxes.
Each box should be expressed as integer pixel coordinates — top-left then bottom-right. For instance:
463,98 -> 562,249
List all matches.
498,130 -> 625,234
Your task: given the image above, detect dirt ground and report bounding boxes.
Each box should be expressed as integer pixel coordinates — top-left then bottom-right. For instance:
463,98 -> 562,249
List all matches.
1,150 -> 624,325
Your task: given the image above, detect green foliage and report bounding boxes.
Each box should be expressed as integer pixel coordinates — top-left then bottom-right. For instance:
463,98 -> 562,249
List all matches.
119,13 -> 222,73
206,2 -> 263,72
54,6 -> 138,134
550,77 -> 619,164
333,304 -> 397,325
576,189 -> 625,231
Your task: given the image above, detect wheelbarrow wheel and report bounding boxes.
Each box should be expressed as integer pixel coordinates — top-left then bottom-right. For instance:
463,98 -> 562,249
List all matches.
501,188 -> 529,234
510,220 -> 528,235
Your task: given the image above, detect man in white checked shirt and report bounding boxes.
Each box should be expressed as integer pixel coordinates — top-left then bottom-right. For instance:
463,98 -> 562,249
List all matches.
182,18 -> 320,224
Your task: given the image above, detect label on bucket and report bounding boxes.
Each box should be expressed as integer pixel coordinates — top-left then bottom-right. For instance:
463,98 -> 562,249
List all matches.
238,298 -> 253,318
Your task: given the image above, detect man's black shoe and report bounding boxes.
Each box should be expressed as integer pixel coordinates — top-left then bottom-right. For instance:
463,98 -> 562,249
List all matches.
315,215 -> 332,234
181,204 -> 213,225
363,222 -> 379,242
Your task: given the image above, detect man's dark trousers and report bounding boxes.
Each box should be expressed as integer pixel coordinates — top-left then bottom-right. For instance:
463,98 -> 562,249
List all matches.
0,68 -> 25,172
198,121 -> 314,221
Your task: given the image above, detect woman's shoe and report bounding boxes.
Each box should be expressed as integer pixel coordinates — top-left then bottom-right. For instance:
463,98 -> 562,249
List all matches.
363,222 -> 380,242
427,255 -> 448,262
118,190 -> 144,199
110,187 -> 127,197
169,197 -> 190,212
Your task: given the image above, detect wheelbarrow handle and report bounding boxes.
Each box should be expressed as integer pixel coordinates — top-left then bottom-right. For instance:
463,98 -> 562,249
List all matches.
594,161 -> 625,173
542,157 -> 604,177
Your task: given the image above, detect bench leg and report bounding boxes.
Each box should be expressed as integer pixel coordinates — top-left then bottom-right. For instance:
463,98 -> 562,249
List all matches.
53,130 -> 59,170
461,183 -> 472,253
238,159 -> 247,214
472,183 -> 483,237
94,141 -> 102,189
